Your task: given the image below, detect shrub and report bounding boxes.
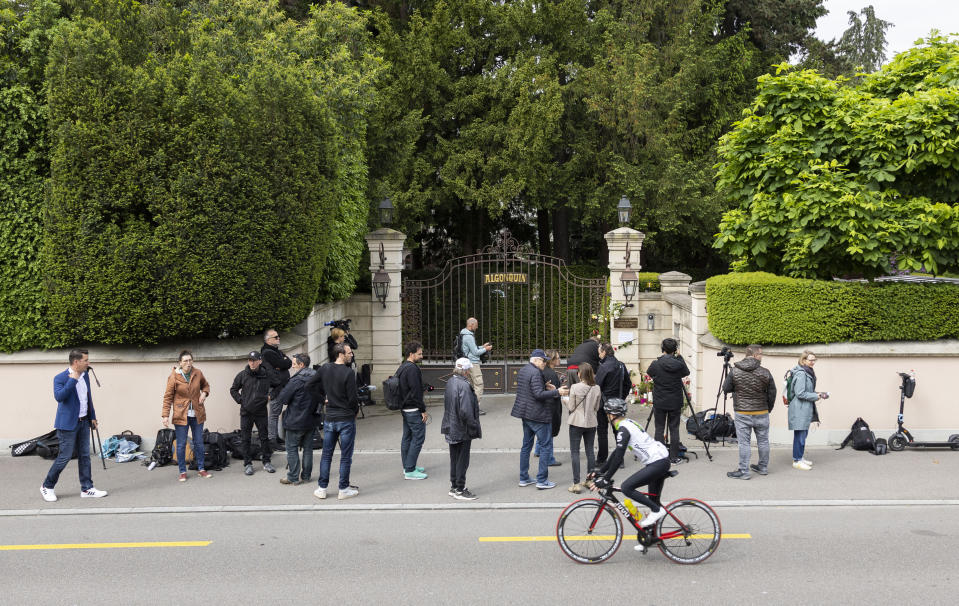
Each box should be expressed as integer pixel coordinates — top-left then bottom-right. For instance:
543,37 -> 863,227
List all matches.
706,272 -> 959,344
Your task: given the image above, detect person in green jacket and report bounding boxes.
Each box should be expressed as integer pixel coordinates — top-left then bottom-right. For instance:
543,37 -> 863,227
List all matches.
787,350 -> 829,471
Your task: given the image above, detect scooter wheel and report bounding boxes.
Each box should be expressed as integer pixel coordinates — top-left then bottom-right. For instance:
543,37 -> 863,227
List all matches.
888,434 -> 908,452
948,434 -> 959,451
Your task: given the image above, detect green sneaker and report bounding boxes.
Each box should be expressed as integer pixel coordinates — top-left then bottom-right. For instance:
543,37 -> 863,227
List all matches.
404,470 -> 428,480
415,466 -> 425,473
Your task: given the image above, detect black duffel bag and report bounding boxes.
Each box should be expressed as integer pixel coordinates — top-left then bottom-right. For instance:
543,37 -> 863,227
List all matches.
189,430 -> 230,471
112,430 -> 142,446
10,430 -> 57,457
37,435 -> 80,460
686,409 -> 736,442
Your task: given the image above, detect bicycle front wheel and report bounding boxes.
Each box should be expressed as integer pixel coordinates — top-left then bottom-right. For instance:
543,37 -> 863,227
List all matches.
657,499 -> 721,564
556,499 -> 623,564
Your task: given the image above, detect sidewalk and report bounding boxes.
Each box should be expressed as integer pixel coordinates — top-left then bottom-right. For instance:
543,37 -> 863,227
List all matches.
3,395 -> 958,515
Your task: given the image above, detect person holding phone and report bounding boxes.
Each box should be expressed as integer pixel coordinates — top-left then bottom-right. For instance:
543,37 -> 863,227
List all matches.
787,350 -> 828,471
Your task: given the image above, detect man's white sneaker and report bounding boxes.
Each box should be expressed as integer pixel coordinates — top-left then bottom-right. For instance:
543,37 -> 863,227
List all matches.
40,485 -> 57,502
338,486 -> 359,500
639,506 -> 667,528
792,460 -> 812,471
313,487 -> 327,500
801,458 -> 813,467
80,487 -> 108,498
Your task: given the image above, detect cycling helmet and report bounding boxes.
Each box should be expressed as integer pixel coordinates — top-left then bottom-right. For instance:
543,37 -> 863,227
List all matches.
603,397 -> 628,416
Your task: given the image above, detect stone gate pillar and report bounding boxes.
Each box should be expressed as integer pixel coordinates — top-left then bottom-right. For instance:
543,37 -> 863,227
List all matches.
604,227 -> 646,381
365,227 -> 406,390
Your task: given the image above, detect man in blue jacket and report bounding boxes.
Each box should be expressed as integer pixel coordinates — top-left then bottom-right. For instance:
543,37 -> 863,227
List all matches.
273,353 -> 319,485
460,317 -> 492,415
41,349 -> 108,502
511,349 -> 568,490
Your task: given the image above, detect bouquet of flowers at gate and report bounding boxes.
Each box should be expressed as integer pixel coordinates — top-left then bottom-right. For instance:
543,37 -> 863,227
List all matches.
629,372 -> 654,405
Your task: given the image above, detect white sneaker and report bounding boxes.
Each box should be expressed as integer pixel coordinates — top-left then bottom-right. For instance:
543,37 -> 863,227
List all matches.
338,486 -> 359,500
40,485 -> 57,502
639,506 -> 667,528
792,460 -> 812,471
80,487 -> 108,498
313,487 -> 327,500
801,458 -> 813,467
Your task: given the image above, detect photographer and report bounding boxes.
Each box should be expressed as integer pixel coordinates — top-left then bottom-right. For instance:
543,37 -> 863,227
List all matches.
326,320 -> 358,364
722,344 -> 776,480
646,338 -> 690,464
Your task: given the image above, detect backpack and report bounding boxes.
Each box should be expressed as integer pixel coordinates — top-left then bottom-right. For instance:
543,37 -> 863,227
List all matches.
619,362 -> 632,399
383,363 -> 408,411
782,369 -> 796,407
150,428 -> 175,467
686,410 -> 736,442
837,417 -> 877,452
189,430 -> 230,471
453,334 -> 465,364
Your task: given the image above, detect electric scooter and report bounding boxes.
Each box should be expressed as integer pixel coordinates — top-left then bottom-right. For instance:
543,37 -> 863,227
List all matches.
888,371 -> 959,451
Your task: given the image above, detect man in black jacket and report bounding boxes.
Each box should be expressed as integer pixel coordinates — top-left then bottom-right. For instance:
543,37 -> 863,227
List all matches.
230,351 -> 275,476
273,353 -> 318,485
398,342 -> 428,480
442,358 -> 482,500
261,328 -> 292,451
594,343 -> 631,466
312,343 -> 360,500
646,338 -> 690,464
567,332 -> 601,385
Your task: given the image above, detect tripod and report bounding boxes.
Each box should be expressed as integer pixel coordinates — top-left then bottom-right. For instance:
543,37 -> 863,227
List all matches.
644,389 -> 712,462
713,352 -> 733,447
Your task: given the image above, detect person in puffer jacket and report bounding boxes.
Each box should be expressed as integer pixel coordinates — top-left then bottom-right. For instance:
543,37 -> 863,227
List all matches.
722,344 -> 776,480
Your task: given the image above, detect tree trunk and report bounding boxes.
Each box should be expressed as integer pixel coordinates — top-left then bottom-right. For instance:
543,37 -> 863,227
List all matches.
551,205 -> 570,262
537,209 -> 551,256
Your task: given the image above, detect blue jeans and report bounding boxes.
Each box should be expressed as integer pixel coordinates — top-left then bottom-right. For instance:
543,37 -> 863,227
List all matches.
285,428 -> 315,482
533,440 -> 558,465
43,419 -> 92,491
319,420 -> 356,490
520,419 -> 552,484
401,410 -> 426,472
175,418 -> 205,474
793,429 -> 808,461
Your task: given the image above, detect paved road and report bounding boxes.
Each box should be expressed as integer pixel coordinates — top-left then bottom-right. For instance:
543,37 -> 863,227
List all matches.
2,504 -> 956,605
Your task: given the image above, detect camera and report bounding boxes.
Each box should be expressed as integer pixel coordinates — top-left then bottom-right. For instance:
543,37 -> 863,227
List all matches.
424,383 -> 435,393
324,318 -> 352,331
716,346 -> 733,362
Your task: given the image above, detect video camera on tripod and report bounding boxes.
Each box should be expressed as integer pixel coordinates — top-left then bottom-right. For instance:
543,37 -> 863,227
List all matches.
716,346 -> 733,362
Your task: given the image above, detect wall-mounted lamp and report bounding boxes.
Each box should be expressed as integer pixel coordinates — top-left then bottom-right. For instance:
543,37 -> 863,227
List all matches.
378,197 -> 394,227
621,241 -> 638,307
372,242 -> 391,308
617,195 -> 631,226
647,313 -> 655,331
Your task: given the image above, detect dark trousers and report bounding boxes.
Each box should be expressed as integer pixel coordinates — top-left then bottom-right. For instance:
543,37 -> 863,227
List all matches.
596,408 -> 611,464
621,457 -> 670,513
284,428 -> 314,482
654,408 -> 682,460
43,418 -> 92,491
240,413 -> 271,466
568,425 -> 596,484
449,440 -> 472,491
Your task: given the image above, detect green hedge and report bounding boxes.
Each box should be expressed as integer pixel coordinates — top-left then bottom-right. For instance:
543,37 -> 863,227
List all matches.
706,272 -> 959,345
0,1 -> 378,350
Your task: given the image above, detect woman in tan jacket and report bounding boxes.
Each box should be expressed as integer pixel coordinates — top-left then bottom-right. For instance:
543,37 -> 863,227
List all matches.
565,362 -> 601,493
161,350 -> 212,482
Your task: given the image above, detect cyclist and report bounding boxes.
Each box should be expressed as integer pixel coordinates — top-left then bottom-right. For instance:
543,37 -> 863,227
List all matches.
588,397 -> 671,538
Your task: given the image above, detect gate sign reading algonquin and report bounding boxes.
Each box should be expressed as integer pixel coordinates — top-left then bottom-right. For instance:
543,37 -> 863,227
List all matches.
483,272 -> 528,284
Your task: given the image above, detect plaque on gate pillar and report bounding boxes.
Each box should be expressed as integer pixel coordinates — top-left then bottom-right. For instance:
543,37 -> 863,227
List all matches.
613,317 -> 638,328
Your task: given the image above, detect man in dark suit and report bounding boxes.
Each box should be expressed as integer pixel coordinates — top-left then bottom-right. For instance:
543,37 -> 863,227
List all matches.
41,349 -> 108,502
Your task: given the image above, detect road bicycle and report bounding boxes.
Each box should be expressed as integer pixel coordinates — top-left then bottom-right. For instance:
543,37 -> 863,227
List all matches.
556,470 -> 721,565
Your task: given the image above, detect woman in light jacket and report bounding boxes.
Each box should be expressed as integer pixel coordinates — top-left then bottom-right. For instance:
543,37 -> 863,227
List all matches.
788,350 -> 828,471
565,362 -> 602,493
161,350 -> 212,482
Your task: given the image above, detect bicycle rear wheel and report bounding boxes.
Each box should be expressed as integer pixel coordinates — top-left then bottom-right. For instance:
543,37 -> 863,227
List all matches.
556,499 -> 623,564
656,499 -> 721,564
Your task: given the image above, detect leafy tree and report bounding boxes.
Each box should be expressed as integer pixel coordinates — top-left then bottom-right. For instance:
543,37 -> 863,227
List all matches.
714,36 -> 959,279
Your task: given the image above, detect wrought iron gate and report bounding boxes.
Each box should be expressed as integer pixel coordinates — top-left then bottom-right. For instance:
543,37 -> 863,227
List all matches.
402,230 -> 607,392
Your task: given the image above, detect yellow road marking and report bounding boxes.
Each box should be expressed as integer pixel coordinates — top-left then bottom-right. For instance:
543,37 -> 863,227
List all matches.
479,534 -> 750,542
0,541 -> 211,551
